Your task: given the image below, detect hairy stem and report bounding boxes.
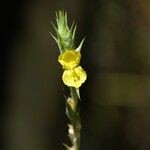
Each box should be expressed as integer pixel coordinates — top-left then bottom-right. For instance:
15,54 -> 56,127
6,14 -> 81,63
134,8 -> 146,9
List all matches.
69,87 -> 81,150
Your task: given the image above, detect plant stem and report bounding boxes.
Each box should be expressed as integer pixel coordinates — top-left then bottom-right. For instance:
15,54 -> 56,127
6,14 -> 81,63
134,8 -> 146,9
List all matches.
68,87 -> 81,150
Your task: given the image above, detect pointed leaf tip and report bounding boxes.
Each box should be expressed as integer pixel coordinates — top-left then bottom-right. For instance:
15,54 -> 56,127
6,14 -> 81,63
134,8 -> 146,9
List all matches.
50,32 -> 58,43
76,37 -> 85,51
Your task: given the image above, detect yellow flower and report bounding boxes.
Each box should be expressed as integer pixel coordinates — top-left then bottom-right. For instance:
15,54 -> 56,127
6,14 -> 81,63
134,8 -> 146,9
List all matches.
62,66 -> 87,88
58,50 -> 81,69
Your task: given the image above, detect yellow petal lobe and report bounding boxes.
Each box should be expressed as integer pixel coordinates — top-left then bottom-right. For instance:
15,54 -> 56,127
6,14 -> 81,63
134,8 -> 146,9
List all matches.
58,50 -> 81,69
62,66 -> 87,88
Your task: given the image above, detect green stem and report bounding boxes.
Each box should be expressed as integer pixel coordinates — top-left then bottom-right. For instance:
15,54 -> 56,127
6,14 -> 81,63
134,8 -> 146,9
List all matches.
71,88 -> 81,139
69,87 -> 81,150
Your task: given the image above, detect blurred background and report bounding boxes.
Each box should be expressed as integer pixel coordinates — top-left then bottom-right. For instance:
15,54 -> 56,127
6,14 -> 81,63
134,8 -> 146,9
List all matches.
1,0 -> 150,150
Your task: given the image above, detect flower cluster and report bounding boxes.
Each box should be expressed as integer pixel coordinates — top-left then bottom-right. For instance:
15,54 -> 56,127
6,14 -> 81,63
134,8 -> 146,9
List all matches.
51,11 -> 87,88
58,50 -> 87,88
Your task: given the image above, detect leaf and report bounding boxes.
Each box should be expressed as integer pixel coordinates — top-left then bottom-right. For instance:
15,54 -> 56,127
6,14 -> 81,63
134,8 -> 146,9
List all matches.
63,143 -> 72,150
76,38 -> 85,51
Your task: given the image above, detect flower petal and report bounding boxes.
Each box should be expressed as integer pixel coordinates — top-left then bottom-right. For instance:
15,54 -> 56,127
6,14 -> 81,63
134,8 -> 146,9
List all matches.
58,50 -> 81,69
62,66 -> 87,88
